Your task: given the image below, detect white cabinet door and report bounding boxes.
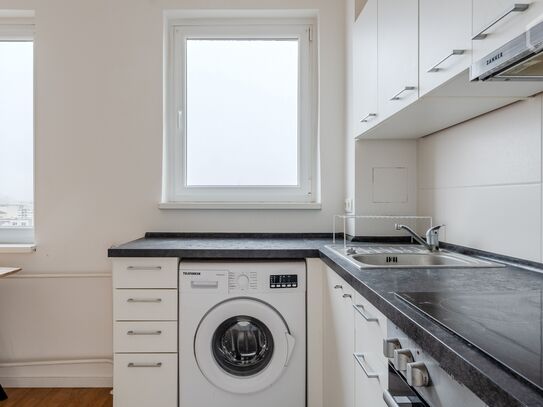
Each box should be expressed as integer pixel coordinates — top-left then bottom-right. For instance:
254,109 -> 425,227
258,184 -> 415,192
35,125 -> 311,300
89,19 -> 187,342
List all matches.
378,0 -> 419,121
472,0 -> 543,62
323,268 -> 354,407
353,292 -> 388,407
419,0 -> 472,96
353,0 -> 379,136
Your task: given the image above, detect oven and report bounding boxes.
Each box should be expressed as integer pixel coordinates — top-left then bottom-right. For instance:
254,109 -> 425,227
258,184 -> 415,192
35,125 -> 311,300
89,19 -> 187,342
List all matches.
384,363 -> 428,407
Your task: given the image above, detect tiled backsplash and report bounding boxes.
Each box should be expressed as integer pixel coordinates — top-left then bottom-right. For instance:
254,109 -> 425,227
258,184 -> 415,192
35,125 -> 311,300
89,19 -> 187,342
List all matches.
418,95 -> 543,262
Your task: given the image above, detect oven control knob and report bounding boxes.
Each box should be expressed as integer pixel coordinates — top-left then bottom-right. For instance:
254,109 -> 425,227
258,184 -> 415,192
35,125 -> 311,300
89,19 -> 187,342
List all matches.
237,274 -> 250,290
383,338 -> 402,358
393,349 -> 414,372
407,361 -> 430,387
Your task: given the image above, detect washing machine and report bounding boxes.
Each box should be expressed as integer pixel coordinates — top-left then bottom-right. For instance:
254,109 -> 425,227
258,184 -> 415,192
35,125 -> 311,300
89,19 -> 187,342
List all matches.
179,260 -> 306,407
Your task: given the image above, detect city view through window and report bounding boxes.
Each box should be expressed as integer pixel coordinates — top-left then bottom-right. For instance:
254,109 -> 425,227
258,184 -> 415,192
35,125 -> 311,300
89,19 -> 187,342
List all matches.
0,41 -> 34,229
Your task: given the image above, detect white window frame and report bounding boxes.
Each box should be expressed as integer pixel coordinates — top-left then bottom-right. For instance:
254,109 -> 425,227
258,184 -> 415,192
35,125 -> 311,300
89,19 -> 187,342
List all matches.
162,17 -> 319,209
0,21 -> 35,245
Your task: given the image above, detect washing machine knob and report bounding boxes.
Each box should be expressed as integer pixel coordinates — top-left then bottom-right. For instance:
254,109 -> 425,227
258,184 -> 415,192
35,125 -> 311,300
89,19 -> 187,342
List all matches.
237,274 -> 250,290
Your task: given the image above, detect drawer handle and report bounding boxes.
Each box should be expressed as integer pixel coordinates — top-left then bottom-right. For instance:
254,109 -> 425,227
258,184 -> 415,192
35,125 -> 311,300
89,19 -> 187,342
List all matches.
127,362 -> 162,368
342,293 -> 352,299
353,304 -> 379,322
427,49 -> 465,72
333,284 -> 343,289
353,353 -> 379,379
127,330 -> 162,336
473,3 -> 529,40
390,86 -> 416,101
127,266 -> 162,271
127,298 -> 162,303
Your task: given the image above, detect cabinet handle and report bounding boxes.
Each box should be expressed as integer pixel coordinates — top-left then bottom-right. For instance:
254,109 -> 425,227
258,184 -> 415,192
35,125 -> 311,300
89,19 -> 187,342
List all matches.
126,266 -> 162,271
342,293 -> 352,299
127,362 -> 162,368
383,390 -> 400,407
427,50 -> 465,72
333,284 -> 343,289
127,330 -> 162,336
390,86 -> 416,101
126,298 -> 162,303
472,3 -> 529,40
353,353 -> 379,379
360,113 -> 377,123
353,304 -> 379,322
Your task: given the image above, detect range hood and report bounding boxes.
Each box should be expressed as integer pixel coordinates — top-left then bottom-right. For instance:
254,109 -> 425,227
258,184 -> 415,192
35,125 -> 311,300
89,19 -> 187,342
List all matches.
471,18 -> 543,81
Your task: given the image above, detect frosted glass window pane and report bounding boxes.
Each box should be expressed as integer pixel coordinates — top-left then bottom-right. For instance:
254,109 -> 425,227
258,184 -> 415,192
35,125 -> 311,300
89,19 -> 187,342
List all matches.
186,39 -> 299,186
0,41 -> 33,228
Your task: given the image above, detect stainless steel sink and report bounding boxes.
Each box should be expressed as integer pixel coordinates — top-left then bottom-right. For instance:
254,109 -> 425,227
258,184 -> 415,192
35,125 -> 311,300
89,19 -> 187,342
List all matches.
328,245 -> 504,269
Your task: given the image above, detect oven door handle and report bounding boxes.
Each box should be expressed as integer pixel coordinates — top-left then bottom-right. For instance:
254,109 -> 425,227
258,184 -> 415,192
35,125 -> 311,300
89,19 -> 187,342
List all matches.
383,390 -> 399,407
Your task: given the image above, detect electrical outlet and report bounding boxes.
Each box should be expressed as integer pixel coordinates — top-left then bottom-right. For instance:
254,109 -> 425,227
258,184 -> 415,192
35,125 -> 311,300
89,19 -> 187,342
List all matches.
344,198 -> 354,213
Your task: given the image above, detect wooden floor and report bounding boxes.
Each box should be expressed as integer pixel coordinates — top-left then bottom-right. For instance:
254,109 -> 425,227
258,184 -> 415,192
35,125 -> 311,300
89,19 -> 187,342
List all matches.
0,388 -> 112,407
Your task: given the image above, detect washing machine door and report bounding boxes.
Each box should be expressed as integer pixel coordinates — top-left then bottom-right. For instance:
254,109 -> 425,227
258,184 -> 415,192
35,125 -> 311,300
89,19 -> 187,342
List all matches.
194,297 -> 296,394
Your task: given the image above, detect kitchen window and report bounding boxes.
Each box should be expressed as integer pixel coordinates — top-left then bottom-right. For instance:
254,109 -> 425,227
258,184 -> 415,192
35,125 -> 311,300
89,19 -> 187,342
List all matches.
0,24 -> 34,244
163,18 -> 318,208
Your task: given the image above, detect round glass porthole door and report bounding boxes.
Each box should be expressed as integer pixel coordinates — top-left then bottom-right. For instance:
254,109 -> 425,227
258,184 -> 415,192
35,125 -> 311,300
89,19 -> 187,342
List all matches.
212,316 -> 274,377
194,298 -> 295,394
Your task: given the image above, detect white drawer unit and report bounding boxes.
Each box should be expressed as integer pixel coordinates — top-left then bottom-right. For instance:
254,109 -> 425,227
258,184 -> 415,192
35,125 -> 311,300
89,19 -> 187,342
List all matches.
112,258 -> 179,407
114,289 -> 177,321
113,353 -> 178,407
113,257 -> 178,289
114,321 -> 177,353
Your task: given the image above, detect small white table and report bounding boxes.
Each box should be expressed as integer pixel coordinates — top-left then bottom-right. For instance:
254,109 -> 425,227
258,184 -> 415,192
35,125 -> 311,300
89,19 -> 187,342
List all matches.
0,267 -> 20,401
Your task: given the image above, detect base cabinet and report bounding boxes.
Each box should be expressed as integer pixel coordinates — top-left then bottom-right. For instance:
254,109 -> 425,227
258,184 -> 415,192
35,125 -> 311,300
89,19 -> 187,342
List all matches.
324,267 -> 389,407
112,258 -> 179,407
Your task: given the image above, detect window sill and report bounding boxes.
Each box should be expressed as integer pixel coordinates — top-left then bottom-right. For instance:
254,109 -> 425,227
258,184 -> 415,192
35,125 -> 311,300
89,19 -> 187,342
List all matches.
159,202 -> 322,210
0,244 -> 36,254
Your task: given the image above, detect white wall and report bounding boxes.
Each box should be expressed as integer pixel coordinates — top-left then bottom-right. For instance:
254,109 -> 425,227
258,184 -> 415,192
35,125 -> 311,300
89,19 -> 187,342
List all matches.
0,0 -> 346,386
418,95 -> 543,262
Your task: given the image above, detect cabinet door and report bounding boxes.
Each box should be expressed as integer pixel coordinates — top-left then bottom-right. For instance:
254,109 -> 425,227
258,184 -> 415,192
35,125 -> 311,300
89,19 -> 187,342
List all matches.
378,0 -> 419,120
472,0 -> 543,62
324,268 -> 354,407
353,0 -> 379,136
353,292 -> 388,407
419,0 -> 472,96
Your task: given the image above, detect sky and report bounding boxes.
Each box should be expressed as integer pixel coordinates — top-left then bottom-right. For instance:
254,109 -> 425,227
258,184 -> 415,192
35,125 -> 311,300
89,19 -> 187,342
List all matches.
186,39 -> 299,187
0,41 -> 33,204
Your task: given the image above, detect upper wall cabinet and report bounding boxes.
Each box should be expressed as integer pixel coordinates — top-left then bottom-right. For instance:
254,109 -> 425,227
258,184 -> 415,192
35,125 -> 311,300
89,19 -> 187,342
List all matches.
472,0 -> 543,62
419,0 -> 472,96
353,0 -> 379,136
378,0 -> 419,120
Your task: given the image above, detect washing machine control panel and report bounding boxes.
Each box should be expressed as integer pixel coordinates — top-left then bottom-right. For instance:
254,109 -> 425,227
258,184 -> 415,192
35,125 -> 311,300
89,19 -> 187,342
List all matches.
270,274 -> 298,289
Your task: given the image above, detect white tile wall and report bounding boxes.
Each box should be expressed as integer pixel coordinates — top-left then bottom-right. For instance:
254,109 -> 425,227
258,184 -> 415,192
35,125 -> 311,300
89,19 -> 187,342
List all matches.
418,95 -> 543,261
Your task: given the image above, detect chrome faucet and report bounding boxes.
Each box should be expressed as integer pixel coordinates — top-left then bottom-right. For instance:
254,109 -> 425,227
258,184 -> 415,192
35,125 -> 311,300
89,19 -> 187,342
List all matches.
394,224 -> 444,252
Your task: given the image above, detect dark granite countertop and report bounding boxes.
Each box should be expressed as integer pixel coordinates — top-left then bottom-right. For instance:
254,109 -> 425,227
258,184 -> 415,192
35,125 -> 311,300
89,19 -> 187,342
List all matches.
108,233 -> 332,258
108,233 -> 543,406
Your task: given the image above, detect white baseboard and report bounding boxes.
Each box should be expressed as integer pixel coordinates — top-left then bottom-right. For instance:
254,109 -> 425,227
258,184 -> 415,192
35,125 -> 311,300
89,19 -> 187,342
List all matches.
0,376 -> 113,388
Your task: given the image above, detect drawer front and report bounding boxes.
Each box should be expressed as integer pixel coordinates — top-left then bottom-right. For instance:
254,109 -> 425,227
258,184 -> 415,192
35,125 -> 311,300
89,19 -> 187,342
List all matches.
114,353 -> 177,407
114,289 -> 177,321
354,292 -> 388,390
113,258 -> 178,289
114,321 -> 177,353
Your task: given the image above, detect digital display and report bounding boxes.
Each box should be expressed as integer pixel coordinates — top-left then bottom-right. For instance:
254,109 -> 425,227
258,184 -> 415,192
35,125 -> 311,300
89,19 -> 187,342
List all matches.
270,274 -> 298,288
